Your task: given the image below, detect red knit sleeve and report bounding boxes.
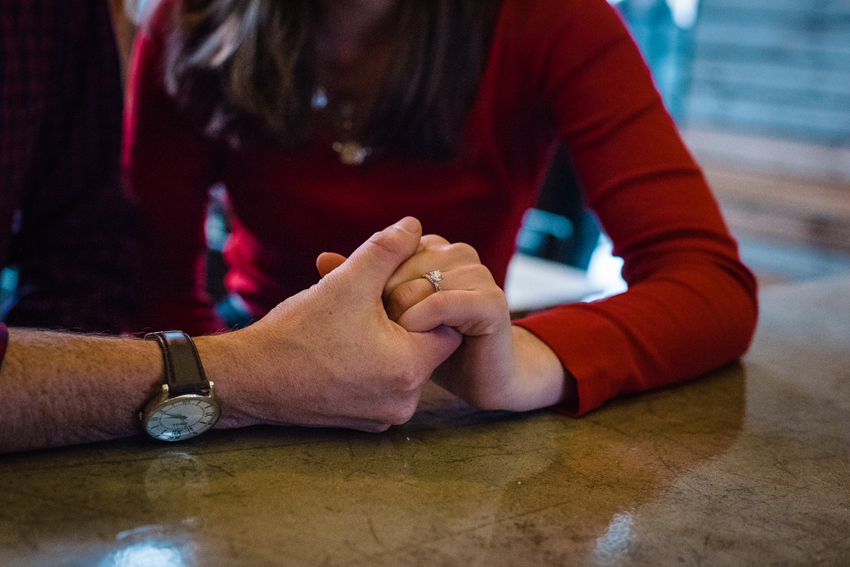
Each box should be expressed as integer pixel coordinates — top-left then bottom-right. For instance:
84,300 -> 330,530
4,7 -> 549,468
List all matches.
512,0 -> 758,415
122,0 -> 225,335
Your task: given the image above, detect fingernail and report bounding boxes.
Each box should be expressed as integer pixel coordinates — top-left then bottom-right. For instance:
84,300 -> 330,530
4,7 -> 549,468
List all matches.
394,216 -> 418,233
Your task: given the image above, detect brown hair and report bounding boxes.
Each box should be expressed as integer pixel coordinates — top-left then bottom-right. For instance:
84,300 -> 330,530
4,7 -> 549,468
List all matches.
164,0 -> 498,159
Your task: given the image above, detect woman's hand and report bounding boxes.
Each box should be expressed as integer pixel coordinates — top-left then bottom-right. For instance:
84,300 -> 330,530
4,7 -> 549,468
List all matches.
319,234 -> 575,412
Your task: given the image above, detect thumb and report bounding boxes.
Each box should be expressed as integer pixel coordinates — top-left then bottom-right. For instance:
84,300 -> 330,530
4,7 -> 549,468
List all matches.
316,252 -> 347,278
333,217 -> 422,295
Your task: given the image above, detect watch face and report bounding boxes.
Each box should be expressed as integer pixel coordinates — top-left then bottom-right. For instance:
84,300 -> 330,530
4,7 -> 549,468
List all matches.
144,396 -> 220,441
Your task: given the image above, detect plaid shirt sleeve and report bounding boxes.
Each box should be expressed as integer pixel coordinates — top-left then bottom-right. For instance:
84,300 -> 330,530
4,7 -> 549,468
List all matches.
0,323 -> 7,371
0,0 -> 139,334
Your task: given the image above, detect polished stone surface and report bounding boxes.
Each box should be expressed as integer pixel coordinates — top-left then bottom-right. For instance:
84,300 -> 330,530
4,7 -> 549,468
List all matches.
1,277 -> 848,567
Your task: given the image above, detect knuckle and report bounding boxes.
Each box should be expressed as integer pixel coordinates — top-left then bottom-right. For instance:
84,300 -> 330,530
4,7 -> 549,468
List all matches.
388,284 -> 419,315
471,263 -> 494,279
384,397 -> 419,425
484,285 -> 509,308
450,242 -> 480,263
368,230 -> 405,259
391,363 -> 425,393
421,234 -> 450,248
429,289 -> 453,312
459,263 -> 497,286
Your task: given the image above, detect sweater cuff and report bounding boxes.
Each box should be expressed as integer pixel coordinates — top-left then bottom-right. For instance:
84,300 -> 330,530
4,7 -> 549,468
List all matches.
513,306 -> 639,416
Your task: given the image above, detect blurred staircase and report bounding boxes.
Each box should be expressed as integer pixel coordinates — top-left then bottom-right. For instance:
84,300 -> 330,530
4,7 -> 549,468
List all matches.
679,0 -> 850,255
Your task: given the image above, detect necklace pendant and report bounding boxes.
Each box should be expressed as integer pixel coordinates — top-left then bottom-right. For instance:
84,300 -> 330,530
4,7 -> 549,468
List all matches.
332,141 -> 372,166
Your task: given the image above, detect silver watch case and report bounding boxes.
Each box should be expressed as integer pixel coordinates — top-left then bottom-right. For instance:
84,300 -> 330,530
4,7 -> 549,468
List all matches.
140,382 -> 220,441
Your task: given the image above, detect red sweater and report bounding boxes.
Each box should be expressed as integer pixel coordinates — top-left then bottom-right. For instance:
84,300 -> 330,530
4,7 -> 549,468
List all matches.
123,0 -> 758,415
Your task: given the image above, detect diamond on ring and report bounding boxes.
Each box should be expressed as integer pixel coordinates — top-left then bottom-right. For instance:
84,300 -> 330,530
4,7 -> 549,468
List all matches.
423,270 -> 444,292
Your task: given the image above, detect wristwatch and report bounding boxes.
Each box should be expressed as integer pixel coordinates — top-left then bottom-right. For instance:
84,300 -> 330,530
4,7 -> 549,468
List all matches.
140,331 -> 221,441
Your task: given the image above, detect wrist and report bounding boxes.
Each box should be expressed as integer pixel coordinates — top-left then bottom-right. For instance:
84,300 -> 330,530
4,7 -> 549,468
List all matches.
193,331 -> 257,429
511,325 -> 576,410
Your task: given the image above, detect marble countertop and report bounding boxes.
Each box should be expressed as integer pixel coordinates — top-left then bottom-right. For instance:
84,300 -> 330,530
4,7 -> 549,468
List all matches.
1,276 -> 848,567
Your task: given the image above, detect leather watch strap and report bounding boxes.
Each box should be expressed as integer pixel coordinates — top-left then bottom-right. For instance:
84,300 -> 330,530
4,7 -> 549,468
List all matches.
145,331 -> 210,397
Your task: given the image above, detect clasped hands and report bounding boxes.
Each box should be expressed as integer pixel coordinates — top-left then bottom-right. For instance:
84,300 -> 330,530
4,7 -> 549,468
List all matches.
316,217 -> 568,414
216,217 -> 567,434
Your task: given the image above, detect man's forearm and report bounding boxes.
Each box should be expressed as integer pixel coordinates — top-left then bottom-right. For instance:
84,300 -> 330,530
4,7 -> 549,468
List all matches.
0,218 -> 463,453
0,329 -> 162,453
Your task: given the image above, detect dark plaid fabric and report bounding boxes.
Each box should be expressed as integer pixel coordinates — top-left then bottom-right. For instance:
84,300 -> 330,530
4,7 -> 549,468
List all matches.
0,0 -> 139,334
0,323 -> 7,371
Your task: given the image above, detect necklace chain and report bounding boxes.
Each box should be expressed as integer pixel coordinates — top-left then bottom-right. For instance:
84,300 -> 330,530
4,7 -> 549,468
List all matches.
311,87 -> 373,165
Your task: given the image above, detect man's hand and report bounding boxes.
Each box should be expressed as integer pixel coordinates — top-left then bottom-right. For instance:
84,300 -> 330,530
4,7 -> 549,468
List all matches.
199,217 -> 462,432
